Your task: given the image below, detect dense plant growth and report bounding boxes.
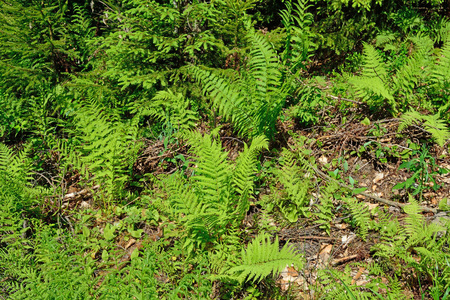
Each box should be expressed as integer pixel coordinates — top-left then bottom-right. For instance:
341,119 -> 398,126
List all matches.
1,0 -> 450,299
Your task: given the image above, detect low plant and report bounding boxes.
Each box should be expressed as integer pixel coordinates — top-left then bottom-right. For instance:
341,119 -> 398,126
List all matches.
392,144 -> 448,199
372,196 -> 450,298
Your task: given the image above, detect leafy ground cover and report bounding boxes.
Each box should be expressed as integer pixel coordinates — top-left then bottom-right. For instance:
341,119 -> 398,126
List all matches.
1,0 -> 450,299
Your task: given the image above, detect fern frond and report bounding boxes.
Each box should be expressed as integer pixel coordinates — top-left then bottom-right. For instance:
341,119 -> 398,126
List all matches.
190,66 -> 252,136
403,195 -> 423,243
184,131 -> 232,202
399,110 -> 450,146
314,182 -> 337,235
138,89 -> 198,131
188,30 -> 287,138
431,38 -> 450,88
344,197 -> 371,240
398,109 -> 423,132
248,32 -> 282,96
63,102 -> 142,200
275,149 -> 311,222
232,135 -> 268,195
0,143 -> 13,174
422,114 -> 450,146
360,43 -> 388,80
375,32 -> 397,49
164,173 -> 228,253
226,234 -> 303,284
349,76 -> 394,102
394,35 -> 433,95
349,43 -> 399,111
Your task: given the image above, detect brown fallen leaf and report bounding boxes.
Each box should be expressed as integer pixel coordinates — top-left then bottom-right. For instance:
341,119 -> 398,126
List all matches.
125,238 -> 136,249
318,244 -> 333,267
335,223 -> 349,230
351,267 -> 365,285
373,173 -> 384,184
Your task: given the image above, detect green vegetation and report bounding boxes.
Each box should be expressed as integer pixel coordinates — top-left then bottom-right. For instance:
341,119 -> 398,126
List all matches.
1,0 -> 450,299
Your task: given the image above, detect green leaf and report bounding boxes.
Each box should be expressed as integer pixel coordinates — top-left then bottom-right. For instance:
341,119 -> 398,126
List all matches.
130,247 -> 140,261
103,223 -> 117,241
349,176 -> 355,186
352,187 -> 368,195
102,249 -> 109,261
361,117 -> 371,126
392,182 -> 406,190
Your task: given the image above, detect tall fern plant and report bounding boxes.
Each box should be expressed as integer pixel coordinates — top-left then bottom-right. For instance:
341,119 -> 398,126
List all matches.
280,0 -> 315,76
164,130 -> 268,253
349,34 -> 450,114
188,29 -> 290,139
163,131 -> 304,285
58,102 -> 142,203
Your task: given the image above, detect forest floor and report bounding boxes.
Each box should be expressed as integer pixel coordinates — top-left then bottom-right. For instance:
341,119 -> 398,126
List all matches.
46,106 -> 450,299
270,110 -> 450,299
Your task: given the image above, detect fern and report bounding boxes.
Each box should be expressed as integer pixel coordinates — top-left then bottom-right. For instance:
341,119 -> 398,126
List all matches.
133,89 -> 198,131
431,37 -> 450,89
184,130 -> 232,202
225,234 -> 303,284
349,43 -> 396,111
314,182 -> 337,235
189,29 -> 288,139
398,109 -> 450,146
372,195 -> 450,295
232,135 -> 268,196
317,266 -> 409,300
280,0 -> 315,77
164,131 -> 267,253
274,149 -> 311,222
58,102 -> 142,201
349,36 -> 439,113
344,197 -> 371,240
164,173 -> 225,253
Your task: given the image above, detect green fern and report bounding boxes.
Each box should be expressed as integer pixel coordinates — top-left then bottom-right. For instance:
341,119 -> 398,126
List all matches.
314,182 -> 337,235
398,109 -> 450,146
225,234 -> 303,284
280,0 -> 315,74
344,197 -> 371,240
349,43 -> 395,111
274,149 -> 311,222
133,89 -> 198,131
164,131 -> 267,253
232,135 -> 268,195
349,37 -> 438,113
58,102 -> 142,201
431,37 -> 450,89
184,130 -> 232,202
188,29 -> 288,139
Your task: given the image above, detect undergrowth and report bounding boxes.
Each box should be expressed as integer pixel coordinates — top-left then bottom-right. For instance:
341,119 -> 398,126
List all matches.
1,0 -> 450,299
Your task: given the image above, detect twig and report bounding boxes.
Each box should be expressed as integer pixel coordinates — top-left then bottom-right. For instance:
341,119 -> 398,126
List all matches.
351,267 -> 366,285
221,136 -> 245,144
297,235 -> 338,240
57,185 -> 100,201
332,254 -> 358,266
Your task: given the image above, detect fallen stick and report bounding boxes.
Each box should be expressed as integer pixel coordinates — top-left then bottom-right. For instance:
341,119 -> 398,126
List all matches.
62,185 -> 100,201
310,165 -> 437,214
331,254 -> 358,266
